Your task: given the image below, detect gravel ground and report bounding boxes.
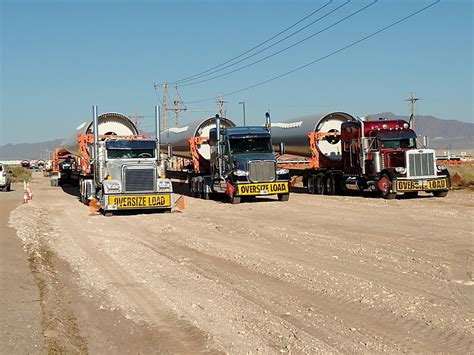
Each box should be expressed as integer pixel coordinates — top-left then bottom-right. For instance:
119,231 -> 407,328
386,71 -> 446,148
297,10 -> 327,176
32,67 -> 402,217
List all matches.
6,173 -> 474,353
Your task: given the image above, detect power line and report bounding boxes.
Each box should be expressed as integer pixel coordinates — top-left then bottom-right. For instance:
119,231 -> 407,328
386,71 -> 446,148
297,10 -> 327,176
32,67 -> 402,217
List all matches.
174,0 -> 350,85
179,0 -> 377,88
169,0 -> 334,85
184,0 -> 440,105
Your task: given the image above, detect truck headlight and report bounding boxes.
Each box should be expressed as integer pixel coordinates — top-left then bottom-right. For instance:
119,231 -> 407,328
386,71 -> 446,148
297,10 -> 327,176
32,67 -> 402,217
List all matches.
436,165 -> 447,172
276,168 -> 289,175
233,170 -> 249,177
395,167 -> 406,174
104,181 -> 121,192
157,179 -> 172,191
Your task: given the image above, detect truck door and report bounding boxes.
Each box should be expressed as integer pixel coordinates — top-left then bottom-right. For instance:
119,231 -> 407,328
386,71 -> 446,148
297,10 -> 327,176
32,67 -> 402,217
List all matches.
341,125 -> 361,175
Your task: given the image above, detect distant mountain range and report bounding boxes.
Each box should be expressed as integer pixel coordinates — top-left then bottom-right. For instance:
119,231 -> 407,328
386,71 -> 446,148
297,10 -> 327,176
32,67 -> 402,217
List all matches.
0,113 -> 472,160
0,139 -> 63,161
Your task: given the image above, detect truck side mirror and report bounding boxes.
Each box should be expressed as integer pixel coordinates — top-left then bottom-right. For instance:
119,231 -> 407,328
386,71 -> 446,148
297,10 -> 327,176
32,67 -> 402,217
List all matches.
279,142 -> 285,155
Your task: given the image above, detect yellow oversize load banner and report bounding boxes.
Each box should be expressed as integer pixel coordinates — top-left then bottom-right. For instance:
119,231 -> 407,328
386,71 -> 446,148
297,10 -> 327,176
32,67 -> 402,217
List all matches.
108,194 -> 171,208
237,182 -> 289,196
396,178 -> 448,192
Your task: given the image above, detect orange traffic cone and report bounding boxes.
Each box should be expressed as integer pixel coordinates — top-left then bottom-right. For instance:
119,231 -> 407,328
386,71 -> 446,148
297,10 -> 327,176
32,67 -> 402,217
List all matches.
23,191 -> 29,204
27,186 -> 33,200
174,195 -> 185,212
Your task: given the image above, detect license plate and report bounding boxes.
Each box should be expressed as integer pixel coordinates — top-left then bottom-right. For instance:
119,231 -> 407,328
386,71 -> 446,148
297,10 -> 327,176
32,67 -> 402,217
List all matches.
108,194 -> 171,209
396,178 -> 447,192
237,182 -> 289,196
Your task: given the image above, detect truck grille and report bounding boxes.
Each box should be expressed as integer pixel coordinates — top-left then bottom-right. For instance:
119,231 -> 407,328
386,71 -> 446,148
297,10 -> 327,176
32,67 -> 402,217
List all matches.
248,161 -> 276,183
124,168 -> 155,192
407,151 -> 435,177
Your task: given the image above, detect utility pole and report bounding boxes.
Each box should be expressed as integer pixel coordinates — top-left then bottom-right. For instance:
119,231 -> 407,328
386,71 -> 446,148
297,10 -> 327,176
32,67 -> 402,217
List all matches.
163,84 -> 168,130
173,98 -> 181,127
130,112 -> 145,128
218,93 -> 226,117
405,92 -> 420,130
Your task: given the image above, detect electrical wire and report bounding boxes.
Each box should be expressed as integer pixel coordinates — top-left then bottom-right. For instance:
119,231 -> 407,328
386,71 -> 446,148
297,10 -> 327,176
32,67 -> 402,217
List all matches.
173,0 -> 350,85
179,0 -> 377,87
183,0 -> 440,104
169,0 -> 334,85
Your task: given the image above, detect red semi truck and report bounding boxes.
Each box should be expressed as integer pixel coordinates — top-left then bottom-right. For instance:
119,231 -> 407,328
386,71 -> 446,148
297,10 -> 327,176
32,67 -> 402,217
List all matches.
273,113 -> 450,199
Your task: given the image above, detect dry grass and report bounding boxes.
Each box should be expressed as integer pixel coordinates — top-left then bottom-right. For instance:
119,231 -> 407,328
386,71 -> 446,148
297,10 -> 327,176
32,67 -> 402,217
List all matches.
447,163 -> 474,190
6,166 -> 32,183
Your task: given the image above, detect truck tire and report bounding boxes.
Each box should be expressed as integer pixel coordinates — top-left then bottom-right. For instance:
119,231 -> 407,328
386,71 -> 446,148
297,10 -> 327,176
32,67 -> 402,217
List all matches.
324,174 -> 336,195
432,190 -> 448,198
201,183 -> 210,200
314,174 -> 325,195
190,178 -> 198,197
379,173 -> 397,200
6,184 -> 11,192
307,175 -> 315,194
278,193 -> 290,202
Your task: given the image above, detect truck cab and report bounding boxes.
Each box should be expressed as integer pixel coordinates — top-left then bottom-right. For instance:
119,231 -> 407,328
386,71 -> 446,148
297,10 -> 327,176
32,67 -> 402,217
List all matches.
79,137 -> 173,213
205,124 -> 290,203
341,118 -> 450,198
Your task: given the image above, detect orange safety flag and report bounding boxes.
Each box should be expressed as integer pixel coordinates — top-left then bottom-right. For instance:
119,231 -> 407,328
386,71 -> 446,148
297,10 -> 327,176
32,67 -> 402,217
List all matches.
89,197 -> 100,213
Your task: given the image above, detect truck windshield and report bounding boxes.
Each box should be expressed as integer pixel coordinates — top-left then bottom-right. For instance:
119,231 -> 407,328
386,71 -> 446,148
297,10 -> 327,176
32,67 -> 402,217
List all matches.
107,149 -> 155,159
229,137 -> 272,154
379,135 -> 417,149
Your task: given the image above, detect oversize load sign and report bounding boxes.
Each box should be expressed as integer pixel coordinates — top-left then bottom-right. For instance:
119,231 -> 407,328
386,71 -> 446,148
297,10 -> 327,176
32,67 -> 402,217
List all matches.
237,182 -> 289,196
396,178 -> 447,192
108,194 -> 171,208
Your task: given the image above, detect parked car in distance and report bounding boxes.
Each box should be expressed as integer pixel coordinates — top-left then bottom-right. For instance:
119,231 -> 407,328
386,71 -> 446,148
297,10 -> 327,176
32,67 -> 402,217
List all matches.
0,163 -> 12,191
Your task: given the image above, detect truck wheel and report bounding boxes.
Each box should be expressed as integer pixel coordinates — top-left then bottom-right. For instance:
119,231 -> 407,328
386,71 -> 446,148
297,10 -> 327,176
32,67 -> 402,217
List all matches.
307,176 -> 314,194
190,178 -> 198,197
230,195 -> 241,204
379,174 -> 396,200
314,174 -> 325,195
432,190 -> 448,198
6,184 -> 11,192
278,193 -> 290,202
324,174 -> 336,195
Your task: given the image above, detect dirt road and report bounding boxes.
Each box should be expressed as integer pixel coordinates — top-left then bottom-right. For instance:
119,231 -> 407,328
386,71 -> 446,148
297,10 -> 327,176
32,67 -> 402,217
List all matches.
5,173 -> 474,353
0,184 -> 45,354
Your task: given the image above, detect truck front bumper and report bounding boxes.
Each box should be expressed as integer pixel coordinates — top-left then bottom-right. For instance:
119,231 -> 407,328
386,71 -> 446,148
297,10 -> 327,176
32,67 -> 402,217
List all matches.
234,181 -> 289,196
394,177 -> 449,193
104,193 -> 173,210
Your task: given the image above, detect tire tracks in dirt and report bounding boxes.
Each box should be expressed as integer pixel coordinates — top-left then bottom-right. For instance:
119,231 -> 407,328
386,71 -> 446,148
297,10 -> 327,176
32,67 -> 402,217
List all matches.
128,219 -> 473,353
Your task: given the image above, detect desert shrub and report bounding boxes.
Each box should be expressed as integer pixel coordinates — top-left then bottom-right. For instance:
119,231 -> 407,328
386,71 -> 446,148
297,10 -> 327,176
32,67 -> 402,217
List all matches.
6,166 -> 32,183
447,164 -> 474,190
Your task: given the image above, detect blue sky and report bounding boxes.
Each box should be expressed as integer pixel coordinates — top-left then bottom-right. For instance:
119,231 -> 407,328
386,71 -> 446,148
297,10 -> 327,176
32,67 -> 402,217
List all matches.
1,0 -> 472,144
